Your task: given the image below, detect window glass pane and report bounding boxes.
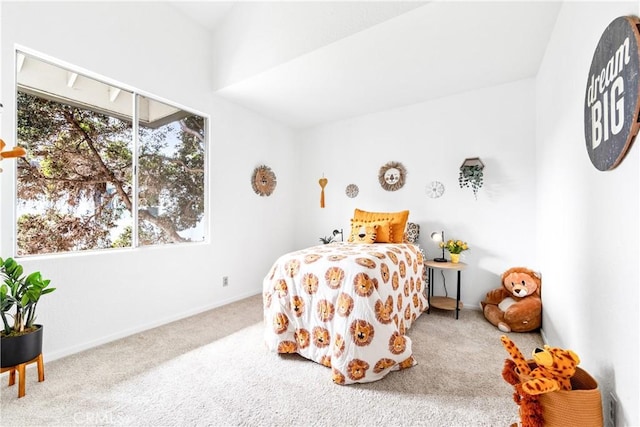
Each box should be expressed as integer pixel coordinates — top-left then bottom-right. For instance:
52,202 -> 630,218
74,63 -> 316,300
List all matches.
16,54 -> 134,255
137,96 -> 205,246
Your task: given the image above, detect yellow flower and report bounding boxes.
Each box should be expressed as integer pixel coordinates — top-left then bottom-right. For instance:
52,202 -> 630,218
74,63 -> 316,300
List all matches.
443,238 -> 469,254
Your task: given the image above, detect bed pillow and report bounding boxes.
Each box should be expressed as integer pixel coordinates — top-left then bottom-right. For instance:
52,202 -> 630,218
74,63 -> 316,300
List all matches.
348,219 -> 393,243
353,209 -> 410,243
404,222 -> 420,243
348,222 -> 378,244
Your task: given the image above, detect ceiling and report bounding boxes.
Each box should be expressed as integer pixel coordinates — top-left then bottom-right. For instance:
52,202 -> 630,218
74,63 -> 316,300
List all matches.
170,1 -> 562,129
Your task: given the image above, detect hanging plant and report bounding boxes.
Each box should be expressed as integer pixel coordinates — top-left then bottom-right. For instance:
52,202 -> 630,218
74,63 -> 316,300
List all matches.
459,164 -> 484,199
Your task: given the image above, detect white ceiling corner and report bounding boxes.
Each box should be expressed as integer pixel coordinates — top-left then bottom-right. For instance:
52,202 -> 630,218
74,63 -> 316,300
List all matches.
170,1 -> 562,129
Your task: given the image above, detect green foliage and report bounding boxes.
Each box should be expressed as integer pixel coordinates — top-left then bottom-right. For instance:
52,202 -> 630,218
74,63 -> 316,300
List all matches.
16,91 -> 205,255
0,257 -> 56,336
319,236 -> 334,244
458,165 -> 484,199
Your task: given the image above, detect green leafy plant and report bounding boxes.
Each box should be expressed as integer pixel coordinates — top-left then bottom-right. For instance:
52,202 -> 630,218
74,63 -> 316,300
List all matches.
319,236 -> 334,244
459,165 -> 484,199
0,257 -> 55,337
439,239 -> 469,254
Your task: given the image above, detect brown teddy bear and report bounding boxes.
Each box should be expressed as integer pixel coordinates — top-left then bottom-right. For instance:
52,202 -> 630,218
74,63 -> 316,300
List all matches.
481,267 -> 542,332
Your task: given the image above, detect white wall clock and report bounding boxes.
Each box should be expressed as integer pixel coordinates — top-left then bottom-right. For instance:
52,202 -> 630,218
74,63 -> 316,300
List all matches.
426,181 -> 445,198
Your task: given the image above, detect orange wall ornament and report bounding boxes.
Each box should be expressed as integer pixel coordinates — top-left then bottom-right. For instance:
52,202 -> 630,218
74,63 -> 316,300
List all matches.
0,138 -> 27,173
319,175 -> 328,208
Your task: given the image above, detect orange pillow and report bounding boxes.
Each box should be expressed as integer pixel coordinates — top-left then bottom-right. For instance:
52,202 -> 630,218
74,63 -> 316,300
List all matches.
353,209 -> 409,243
348,222 -> 378,244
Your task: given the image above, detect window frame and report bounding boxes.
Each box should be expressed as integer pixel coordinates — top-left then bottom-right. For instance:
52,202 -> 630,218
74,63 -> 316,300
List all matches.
11,47 -> 210,257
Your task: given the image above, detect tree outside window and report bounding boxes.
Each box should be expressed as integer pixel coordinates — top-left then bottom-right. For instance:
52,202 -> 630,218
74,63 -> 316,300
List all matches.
15,53 -> 206,256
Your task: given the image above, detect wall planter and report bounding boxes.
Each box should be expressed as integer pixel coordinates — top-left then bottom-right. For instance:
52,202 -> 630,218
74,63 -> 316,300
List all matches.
459,157 -> 484,199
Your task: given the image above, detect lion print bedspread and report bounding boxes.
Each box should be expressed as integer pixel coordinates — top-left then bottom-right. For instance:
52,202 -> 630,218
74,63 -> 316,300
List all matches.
263,242 -> 428,385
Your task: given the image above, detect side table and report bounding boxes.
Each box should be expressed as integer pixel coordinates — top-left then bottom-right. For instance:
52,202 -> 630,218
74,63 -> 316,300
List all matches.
425,260 -> 467,319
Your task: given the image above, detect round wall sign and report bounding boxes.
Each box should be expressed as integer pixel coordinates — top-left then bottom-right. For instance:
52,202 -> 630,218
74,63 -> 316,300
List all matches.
584,16 -> 640,171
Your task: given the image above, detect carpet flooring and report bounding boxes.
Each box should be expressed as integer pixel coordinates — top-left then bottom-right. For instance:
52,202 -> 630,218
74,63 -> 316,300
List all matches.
0,294 -> 543,426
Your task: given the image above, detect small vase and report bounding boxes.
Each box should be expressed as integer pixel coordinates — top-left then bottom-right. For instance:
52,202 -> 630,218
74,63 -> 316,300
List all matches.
450,253 -> 460,264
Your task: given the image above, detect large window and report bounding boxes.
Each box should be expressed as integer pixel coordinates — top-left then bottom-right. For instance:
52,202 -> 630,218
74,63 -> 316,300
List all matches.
15,52 -> 207,256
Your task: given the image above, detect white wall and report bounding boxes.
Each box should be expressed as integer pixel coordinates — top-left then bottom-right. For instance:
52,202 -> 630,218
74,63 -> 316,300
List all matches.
295,78 -> 538,309
536,2 -> 639,426
1,2 -> 296,360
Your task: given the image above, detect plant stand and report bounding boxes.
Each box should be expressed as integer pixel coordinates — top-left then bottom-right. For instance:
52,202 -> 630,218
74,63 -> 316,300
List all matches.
0,353 -> 44,398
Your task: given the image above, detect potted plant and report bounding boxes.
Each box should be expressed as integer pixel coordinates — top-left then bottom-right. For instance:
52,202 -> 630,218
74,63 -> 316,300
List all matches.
0,257 -> 55,368
459,157 -> 485,199
440,239 -> 469,264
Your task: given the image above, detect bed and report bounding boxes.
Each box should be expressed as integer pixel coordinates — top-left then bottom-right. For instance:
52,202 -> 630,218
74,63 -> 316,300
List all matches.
262,237 -> 428,385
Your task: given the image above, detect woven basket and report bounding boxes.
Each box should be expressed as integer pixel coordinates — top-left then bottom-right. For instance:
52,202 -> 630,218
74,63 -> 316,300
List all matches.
519,361 -> 603,427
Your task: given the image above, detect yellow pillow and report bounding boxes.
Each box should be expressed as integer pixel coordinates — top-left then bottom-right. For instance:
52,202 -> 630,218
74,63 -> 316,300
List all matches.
348,222 -> 378,244
353,209 -> 410,243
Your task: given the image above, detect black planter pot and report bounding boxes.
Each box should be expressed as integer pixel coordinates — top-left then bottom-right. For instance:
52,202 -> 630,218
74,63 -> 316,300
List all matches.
1,325 -> 43,368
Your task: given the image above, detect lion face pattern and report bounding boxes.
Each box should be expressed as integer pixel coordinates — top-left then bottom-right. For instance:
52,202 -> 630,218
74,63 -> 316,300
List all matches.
312,326 -> 331,348
392,271 -> 400,290
332,369 -> 345,385
333,333 -> 345,357
373,358 -> 396,374
404,250 -> 412,265
336,293 -> 354,317
347,359 -> 370,381
380,263 -> 390,283
350,319 -> 375,346
273,312 -> 289,334
320,355 -> 332,367
295,328 -> 310,349
375,296 -> 394,324
317,299 -> 335,322
398,356 -> 415,370
304,253 -> 322,264
324,267 -> 345,289
398,319 -> 406,335
291,296 -> 305,317
353,273 -> 377,297
388,332 -> 407,354
368,251 -> 386,260
274,279 -> 288,298
277,341 -> 297,353
263,291 -> 272,309
404,304 -> 412,321
284,259 -> 300,277
302,273 -> 319,294
355,258 -> 376,269
399,261 -> 406,278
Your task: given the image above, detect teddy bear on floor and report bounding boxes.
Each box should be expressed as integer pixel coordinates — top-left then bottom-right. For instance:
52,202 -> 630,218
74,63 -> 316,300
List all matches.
481,267 -> 541,333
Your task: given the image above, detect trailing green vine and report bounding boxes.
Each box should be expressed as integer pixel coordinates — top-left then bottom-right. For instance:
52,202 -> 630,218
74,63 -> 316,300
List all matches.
459,165 -> 484,199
